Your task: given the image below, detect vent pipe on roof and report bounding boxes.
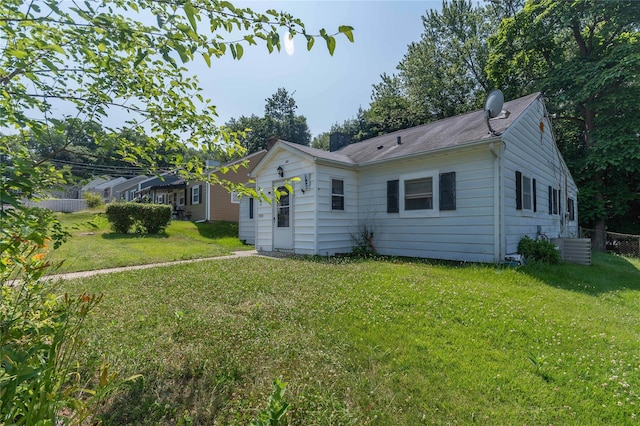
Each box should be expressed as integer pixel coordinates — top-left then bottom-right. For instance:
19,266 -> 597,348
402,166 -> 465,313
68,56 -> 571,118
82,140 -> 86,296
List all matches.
397,136 -> 402,145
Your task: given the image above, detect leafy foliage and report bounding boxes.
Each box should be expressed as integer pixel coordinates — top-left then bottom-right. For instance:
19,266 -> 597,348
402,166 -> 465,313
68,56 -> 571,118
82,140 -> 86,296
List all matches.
487,0 -> 640,245
82,191 -> 104,208
0,284 -> 136,425
105,203 -> 172,235
324,0 -> 522,144
517,235 -> 561,264
225,88 -> 312,154
351,225 -> 377,256
250,379 -> 290,426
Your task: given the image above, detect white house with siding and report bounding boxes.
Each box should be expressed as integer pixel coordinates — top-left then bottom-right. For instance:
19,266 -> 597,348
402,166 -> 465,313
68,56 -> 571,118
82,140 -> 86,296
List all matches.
248,93 -> 579,263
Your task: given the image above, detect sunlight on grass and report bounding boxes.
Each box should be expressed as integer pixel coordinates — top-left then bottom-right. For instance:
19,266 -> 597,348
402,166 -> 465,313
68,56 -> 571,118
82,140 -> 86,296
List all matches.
56,253 -> 640,425
48,210 -> 250,273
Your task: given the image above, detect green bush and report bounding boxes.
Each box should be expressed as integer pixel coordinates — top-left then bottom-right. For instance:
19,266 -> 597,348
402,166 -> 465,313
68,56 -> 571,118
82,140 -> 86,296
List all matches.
105,203 -> 138,233
135,204 -> 172,234
518,235 -> 561,264
83,191 -> 104,208
105,203 -> 172,235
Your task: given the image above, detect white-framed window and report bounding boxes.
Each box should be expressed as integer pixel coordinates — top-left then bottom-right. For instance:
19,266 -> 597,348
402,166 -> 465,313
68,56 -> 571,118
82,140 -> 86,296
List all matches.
178,191 -> 185,206
402,171 -> 438,216
387,170 -> 451,216
515,171 -> 536,212
191,185 -> 200,204
231,191 -> 240,204
331,179 -> 344,210
157,194 -> 164,204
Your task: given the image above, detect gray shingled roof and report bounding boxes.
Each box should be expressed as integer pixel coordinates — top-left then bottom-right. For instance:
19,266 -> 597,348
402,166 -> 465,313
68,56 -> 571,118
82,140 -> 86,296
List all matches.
280,92 -> 541,166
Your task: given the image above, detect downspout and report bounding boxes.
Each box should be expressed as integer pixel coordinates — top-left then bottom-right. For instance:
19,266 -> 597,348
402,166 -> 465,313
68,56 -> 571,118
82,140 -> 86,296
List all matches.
205,180 -> 211,222
489,142 -> 503,262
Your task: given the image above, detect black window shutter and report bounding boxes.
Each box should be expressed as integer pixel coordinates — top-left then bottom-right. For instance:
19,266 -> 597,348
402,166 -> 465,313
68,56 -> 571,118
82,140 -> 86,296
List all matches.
198,184 -> 203,204
249,197 -> 254,219
548,186 -> 553,214
387,180 -> 399,213
439,172 -> 456,211
532,179 -> 537,212
188,187 -> 191,205
515,171 -> 522,210
559,189 -> 562,214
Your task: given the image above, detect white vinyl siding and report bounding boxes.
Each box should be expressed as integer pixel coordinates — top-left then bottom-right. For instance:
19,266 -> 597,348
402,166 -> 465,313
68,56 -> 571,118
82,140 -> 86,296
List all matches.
503,97 -> 579,253
358,147 -> 496,263
316,165 -> 358,255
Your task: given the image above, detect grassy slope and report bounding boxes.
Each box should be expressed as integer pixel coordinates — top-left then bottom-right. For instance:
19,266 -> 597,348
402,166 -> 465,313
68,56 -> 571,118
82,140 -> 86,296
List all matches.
56,252 -> 640,425
49,210 -> 249,273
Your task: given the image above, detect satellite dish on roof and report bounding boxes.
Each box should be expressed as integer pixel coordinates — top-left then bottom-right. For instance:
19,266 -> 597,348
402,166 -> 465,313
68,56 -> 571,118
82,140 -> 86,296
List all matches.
484,89 -> 504,136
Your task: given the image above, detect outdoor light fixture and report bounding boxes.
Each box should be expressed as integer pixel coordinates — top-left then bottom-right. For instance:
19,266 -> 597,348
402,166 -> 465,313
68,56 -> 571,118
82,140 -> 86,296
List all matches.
277,166 -> 284,177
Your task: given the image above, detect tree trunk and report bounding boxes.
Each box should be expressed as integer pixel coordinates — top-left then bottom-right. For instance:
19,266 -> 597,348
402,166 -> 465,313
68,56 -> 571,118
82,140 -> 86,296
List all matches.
592,214 -> 607,252
583,105 -> 607,252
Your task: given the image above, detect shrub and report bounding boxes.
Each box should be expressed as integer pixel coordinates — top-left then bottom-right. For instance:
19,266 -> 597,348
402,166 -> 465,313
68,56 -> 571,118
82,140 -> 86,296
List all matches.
105,203 -> 172,235
105,203 -> 138,233
518,235 -> 561,264
351,225 -> 376,257
135,204 -> 172,234
83,191 -> 104,208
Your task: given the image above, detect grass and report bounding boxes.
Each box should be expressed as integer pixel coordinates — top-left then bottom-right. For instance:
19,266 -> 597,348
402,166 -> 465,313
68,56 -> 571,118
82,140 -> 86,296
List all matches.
48,209 -> 250,274
52,251 -> 640,425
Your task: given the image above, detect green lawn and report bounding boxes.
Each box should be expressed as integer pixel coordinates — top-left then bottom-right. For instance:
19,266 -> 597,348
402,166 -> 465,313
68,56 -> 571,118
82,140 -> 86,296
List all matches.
54,252 -> 640,425
48,210 -> 250,274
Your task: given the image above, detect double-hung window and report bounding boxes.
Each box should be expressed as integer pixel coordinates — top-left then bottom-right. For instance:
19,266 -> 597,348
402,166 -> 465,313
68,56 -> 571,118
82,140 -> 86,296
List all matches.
516,171 -> 536,212
331,179 -> 344,210
404,177 -> 433,210
387,170 -> 454,216
191,185 -> 200,204
548,186 -> 561,215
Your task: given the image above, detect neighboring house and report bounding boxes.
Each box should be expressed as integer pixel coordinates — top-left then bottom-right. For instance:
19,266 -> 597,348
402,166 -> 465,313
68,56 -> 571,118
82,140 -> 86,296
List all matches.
249,92 -> 579,263
79,176 -> 111,198
92,177 -> 127,201
187,150 -> 268,224
137,172 -> 188,217
112,175 -> 149,202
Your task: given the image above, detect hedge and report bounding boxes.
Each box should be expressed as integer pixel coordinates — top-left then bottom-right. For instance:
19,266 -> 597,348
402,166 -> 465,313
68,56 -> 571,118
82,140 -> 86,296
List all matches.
105,203 -> 172,235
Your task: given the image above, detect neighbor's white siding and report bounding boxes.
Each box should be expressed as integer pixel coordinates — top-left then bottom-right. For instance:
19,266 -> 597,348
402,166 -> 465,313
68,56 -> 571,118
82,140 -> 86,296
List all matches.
357,145 -> 497,263
502,98 -> 579,255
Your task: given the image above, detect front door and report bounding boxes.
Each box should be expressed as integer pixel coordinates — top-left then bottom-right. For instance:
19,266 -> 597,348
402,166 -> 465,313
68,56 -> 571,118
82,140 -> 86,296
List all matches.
273,185 -> 293,250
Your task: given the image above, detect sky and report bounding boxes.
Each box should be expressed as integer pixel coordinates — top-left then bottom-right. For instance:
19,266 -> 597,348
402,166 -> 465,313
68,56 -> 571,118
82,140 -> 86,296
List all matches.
197,1 -> 443,138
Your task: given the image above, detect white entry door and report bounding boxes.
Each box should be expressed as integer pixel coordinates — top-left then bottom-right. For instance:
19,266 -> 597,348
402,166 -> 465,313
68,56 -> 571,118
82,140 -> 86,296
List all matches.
273,185 -> 293,250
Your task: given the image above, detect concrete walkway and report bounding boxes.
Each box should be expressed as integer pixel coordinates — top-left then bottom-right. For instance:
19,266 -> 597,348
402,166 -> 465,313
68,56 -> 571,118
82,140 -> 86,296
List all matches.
42,249 -> 264,281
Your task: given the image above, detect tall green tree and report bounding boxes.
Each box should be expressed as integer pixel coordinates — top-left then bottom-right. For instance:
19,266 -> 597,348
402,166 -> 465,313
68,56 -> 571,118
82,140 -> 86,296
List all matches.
487,0 -> 640,249
367,73 -> 423,135
319,0 -> 522,146
225,88 -> 311,153
398,0 -> 495,119
264,87 -> 311,147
